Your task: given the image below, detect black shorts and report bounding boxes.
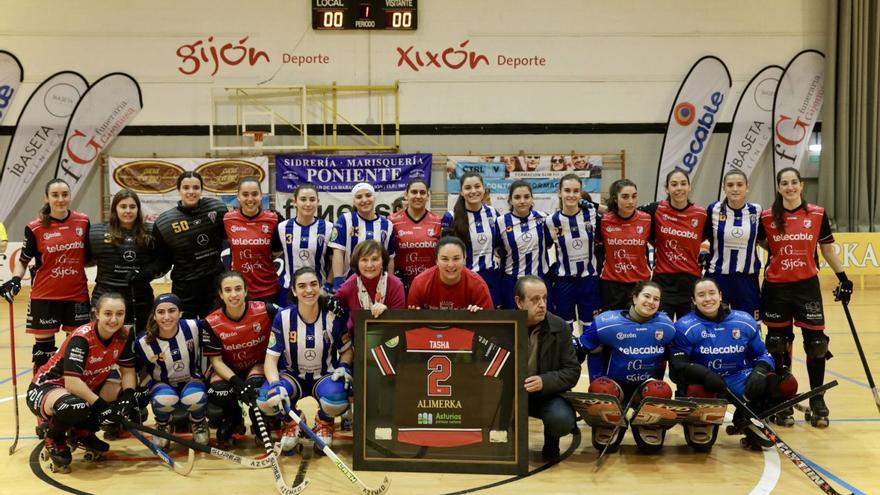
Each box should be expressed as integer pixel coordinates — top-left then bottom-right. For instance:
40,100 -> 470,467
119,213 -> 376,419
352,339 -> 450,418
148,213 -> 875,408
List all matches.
761,277 -> 825,330
600,280 -> 637,311
26,382 -> 63,418
172,276 -> 220,319
26,299 -> 91,336
652,273 -> 699,320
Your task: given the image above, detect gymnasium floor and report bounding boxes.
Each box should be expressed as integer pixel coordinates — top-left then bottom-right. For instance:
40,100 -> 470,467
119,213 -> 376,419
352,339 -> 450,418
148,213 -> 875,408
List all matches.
1,279 -> 877,495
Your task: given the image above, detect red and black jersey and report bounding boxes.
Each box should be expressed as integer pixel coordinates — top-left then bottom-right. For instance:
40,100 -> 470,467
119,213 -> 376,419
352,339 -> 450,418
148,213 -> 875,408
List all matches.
33,322 -> 135,391
201,301 -> 278,374
370,327 -> 510,448
20,211 -> 90,301
224,209 -> 284,299
642,201 -> 706,277
758,203 -> 833,283
389,210 -> 441,285
597,210 -> 652,283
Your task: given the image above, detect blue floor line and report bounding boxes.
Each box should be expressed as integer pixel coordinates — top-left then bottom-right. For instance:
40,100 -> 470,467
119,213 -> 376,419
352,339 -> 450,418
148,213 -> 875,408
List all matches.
0,368 -> 30,384
799,453 -> 866,495
794,358 -> 871,389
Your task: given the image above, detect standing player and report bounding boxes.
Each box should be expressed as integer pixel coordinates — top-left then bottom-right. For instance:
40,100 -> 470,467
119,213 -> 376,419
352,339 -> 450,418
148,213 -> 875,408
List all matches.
704,170 -> 763,320
596,179 -> 652,311
548,174 -> 601,334
639,169 -> 707,319
495,181 -> 552,309
258,267 -> 352,453
389,178 -> 441,291
329,183 -> 396,291
408,236 -> 493,312
90,189 -> 162,334
26,293 -> 137,472
1,179 -> 91,375
224,177 -> 284,304
153,171 -> 228,318
441,172 -> 501,306
201,271 -> 280,446
135,293 -> 209,447
758,167 -> 852,427
277,183 -> 329,304
579,282 -> 676,449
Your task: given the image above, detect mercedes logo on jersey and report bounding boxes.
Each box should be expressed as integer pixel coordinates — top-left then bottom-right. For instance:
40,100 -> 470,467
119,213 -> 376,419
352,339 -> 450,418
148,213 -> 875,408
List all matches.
731,227 -> 744,238
477,233 -> 488,244
122,250 -> 137,262
304,349 -> 317,361
197,234 -> 210,246
572,239 -> 583,250
298,250 -> 310,261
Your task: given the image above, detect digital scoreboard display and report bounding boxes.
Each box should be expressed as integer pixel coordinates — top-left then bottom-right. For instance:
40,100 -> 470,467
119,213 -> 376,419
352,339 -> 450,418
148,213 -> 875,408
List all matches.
312,0 -> 418,30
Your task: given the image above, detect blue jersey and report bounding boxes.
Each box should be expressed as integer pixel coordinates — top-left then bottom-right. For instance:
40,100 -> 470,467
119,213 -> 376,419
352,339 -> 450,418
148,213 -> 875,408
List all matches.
441,205 -> 500,273
580,310 -> 676,386
704,201 -> 762,275
496,210 -> 552,277
266,305 -> 351,381
329,212 -> 396,278
671,309 -> 773,377
135,319 -> 203,387
278,217 -> 329,288
549,206 -> 599,278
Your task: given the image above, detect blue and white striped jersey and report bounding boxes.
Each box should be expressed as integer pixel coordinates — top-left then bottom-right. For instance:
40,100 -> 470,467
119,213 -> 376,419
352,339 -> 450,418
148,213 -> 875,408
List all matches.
266,305 -> 351,381
441,206 -> 500,273
135,319 -> 202,386
549,206 -> 600,278
705,201 -> 762,275
328,212 -> 396,278
278,217 -> 329,288
496,210 -> 552,277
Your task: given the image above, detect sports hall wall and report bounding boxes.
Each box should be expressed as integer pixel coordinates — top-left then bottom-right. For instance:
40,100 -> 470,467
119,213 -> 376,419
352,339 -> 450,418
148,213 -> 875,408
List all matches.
0,0 -> 828,236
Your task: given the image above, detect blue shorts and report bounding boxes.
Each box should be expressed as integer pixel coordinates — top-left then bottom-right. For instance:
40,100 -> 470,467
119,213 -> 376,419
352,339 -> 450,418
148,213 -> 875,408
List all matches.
709,272 -> 761,321
552,276 -> 601,325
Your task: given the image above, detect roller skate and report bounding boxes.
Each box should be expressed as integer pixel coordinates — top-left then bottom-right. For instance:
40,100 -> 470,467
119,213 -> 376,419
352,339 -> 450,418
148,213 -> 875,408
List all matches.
770,406 -> 795,427
804,394 -> 829,428
35,417 -> 47,440
312,415 -> 335,455
339,404 -> 353,431
153,421 -> 172,450
216,414 -> 245,448
279,419 -> 302,454
40,436 -> 72,473
191,418 -> 210,445
69,429 -> 109,462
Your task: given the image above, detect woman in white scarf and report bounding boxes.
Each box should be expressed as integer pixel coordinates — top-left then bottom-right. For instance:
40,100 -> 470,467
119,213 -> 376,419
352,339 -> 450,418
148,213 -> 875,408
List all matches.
334,239 -> 406,330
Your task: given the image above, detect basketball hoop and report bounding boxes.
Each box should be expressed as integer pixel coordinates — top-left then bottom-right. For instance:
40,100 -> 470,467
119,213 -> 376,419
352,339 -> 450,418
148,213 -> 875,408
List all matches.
243,130 -> 266,151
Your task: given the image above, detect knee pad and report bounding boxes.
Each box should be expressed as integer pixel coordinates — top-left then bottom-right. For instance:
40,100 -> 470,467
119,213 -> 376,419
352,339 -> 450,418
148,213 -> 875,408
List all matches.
775,372 -> 798,400
52,395 -> 91,429
313,375 -> 349,417
637,379 -> 673,401
764,330 -> 793,354
207,381 -> 237,409
32,340 -> 57,368
180,381 -> 208,413
149,383 -> 180,414
803,333 -> 830,359
588,377 -> 623,400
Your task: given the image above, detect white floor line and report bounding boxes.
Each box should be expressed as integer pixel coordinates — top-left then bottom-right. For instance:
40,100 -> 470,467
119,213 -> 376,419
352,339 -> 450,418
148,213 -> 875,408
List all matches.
0,393 -> 26,404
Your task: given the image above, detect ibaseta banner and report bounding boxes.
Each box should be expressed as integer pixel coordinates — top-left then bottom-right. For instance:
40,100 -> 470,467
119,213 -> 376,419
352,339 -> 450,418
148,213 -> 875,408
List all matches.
655,55 -> 731,201
55,72 -> 143,198
0,71 -> 88,221
0,50 -> 24,124
718,65 -> 783,199
772,49 -> 824,174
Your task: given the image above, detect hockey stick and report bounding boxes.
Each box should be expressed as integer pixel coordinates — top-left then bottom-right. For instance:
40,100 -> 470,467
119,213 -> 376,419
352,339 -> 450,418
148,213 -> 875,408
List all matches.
839,298 -> 880,414
128,427 -> 195,475
760,380 -> 838,420
122,419 -> 280,469
594,390 -> 639,469
285,409 -> 391,495
726,389 -> 853,495
7,300 -> 20,455
251,406 -> 310,495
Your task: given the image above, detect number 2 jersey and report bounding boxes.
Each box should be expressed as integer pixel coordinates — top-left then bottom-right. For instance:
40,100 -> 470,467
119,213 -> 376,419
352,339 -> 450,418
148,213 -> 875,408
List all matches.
370,327 -> 510,448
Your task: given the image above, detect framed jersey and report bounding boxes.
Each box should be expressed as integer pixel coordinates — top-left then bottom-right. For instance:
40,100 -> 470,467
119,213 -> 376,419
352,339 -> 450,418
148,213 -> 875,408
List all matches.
353,310 -> 528,475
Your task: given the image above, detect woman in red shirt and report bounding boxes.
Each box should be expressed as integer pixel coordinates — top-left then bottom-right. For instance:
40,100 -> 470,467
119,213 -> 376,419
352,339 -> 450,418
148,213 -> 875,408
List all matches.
389,178 -> 441,291
407,236 -> 493,312
335,240 -> 406,330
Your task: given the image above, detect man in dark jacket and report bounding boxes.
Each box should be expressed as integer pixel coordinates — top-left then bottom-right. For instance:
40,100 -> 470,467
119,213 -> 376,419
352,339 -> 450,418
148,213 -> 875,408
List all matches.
515,275 -> 580,461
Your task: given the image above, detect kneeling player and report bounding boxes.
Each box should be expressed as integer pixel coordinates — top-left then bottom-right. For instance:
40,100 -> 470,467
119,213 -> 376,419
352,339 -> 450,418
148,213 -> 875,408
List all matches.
257,267 -> 352,454
201,271 -> 279,447
670,278 -> 797,450
26,293 -> 138,472
580,281 -> 677,451
135,294 -> 208,447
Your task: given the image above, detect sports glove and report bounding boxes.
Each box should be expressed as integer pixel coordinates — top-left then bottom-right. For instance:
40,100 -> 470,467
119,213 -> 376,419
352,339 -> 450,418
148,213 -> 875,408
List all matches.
833,272 -> 853,303
116,388 -> 139,423
265,380 -> 290,413
326,296 -> 346,318
744,361 -> 771,401
331,363 -> 353,391
229,375 -> 259,403
92,398 -> 118,428
683,363 -> 726,393
1,276 -> 21,303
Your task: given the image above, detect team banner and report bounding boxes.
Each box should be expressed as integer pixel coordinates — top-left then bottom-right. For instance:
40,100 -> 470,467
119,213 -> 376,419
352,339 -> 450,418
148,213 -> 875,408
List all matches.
772,49 -> 825,174
56,72 -> 143,198
718,65 -> 782,199
655,55 -> 731,201
446,154 -> 602,214
0,50 -> 23,125
0,71 -> 88,221
275,153 -> 432,221
108,156 -> 270,222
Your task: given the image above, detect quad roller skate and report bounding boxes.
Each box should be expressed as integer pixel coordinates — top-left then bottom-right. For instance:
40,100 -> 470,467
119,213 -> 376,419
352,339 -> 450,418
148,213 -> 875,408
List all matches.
40,436 -> 72,473
803,394 -> 829,428
70,429 -> 110,462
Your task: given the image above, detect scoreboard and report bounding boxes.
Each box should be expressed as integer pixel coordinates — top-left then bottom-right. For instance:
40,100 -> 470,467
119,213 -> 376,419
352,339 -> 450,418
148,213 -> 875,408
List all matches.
312,0 -> 418,30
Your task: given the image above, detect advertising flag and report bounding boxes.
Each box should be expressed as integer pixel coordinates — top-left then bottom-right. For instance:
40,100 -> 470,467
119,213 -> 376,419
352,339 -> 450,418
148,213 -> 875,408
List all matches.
0,50 -> 23,124
771,49 -> 824,174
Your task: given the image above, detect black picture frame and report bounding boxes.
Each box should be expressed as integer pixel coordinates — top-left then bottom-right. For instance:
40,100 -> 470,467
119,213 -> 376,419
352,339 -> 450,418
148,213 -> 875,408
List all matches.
353,309 -> 528,475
